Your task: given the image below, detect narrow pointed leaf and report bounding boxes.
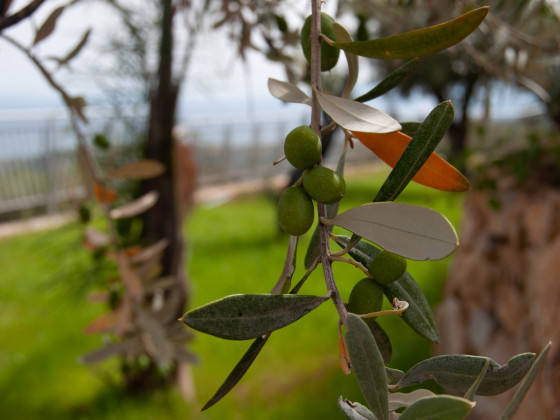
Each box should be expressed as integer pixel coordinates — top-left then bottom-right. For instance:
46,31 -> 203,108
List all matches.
329,202 -> 458,260
372,101 -> 455,202
333,7 -> 489,59
335,236 -> 439,342
396,353 -> 536,396
109,159 -> 165,180
501,342 -> 552,420
33,6 -> 65,46
333,23 -> 359,98
202,335 -> 269,410
464,359 -> 490,400
338,397 -> 378,420
400,122 -> 421,137
268,78 -> 311,105
110,191 -> 159,219
315,89 -> 401,133
365,319 -> 392,364
355,59 -> 422,102
388,389 -> 437,411
182,294 -> 328,340
399,395 -> 475,420
386,367 -> 405,385
346,313 -> 389,420
54,28 -> 91,67
353,130 -> 470,192
271,235 -> 297,294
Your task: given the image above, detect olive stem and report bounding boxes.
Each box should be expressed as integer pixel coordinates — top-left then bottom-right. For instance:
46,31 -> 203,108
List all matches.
273,156 -> 287,165
319,33 -> 335,46
310,0 -> 348,328
330,255 -> 372,278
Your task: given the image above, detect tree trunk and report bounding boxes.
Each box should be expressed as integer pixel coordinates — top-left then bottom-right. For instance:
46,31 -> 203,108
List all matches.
435,159 -> 560,418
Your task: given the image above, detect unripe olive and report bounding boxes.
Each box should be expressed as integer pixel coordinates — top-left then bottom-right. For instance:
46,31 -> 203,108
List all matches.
347,278 -> 383,316
303,166 -> 345,204
368,250 -> 407,285
277,187 -> 314,236
300,12 -> 340,72
93,133 -> 110,150
284,126 -> 322,170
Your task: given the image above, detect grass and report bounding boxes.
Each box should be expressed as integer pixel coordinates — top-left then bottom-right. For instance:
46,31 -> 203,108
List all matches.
0,168 -> 464,419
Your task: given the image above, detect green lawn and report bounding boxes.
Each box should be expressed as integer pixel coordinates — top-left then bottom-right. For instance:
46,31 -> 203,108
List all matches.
0,168 -> 464,419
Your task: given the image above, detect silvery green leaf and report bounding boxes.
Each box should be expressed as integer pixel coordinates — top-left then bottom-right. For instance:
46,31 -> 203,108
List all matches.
182,294 -> 328,340
315,90 -> 401,133
267,78 -> 311,105
346,313 -> 389,420
329,202 -> 458,261
396,353 -> 536,396
388,389 -> 436,411
338,396 -> 378,420
399,395 -> 475,420
333,23 -> 359,99
386,367 -> 405,385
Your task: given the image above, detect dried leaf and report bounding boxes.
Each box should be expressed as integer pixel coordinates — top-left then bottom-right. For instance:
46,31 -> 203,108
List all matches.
355,59 -> 422,103
353,130 -> 470,192
136,307 -> 175,367
336,236 -> 439,343
182,294 -> 328,340
339,334 -> 352,375
129,239 -> 168,265
346,313 -> 389,420
116,252 -> 143,301
396,353 -> 536,396
399,395 -> 474,420
338,397 -> 377,420
333,7 -> 489,59
83,226 -> 110,249
108,159 -> 165,180
33,6 -> 65,47
94,182 -> 117,204
110,191 -> 159,219
83,311 -> 116,335
315,89 -> 401,133
333,23 -> 359,98
267,78 -> 311,105
329,202 -> 458,261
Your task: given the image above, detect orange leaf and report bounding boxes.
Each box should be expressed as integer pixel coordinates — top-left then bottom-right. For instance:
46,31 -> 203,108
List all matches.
94,182 -> 118,203
352,131 -> 470,192
339,334 -> 352,375
84,311 -> 117,335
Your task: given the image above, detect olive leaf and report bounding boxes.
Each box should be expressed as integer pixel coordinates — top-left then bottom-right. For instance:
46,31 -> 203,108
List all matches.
110,191 -> 159,219
202,335 -> 269,410
49,28 -> 91,68
501,341 -> 552,419
386,367 -> 405,385
346,313 -> 389,420
314,89 -> 401,133
332,23 -> 359,99
365,319 -> 392,365
355,58 -> 422,103
400,122 -> 421,137
338,396 -> 378,420
335,236 -> 439,343
399,395 -> 475,420
182,294 -> 328,340
395,353 -> 536,396
326,202 -> 458,261
267,78 -> 311,105
373,100 -> 455,202
108,159 -> 165,180
333,7 -> 489,59
388,389 -> 437,411
32,5 -> 65,47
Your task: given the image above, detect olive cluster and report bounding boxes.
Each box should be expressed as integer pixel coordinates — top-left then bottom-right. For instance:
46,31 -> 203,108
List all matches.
277,126 -> 346,236
347,251 -> 408,316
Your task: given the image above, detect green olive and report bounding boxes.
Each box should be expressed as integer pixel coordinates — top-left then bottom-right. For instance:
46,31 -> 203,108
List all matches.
284,126 -> 322,170
277,187 -> 314,236
347,278 -> 384,316
303,166 -> 345,204
368,250 -> 407,285
300,12 -> 340,72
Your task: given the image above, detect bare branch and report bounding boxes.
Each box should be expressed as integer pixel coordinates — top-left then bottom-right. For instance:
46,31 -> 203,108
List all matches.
0,0 -> 46,32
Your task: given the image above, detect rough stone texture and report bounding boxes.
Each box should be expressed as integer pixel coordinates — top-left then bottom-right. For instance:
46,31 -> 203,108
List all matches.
435,178 -> 560,419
